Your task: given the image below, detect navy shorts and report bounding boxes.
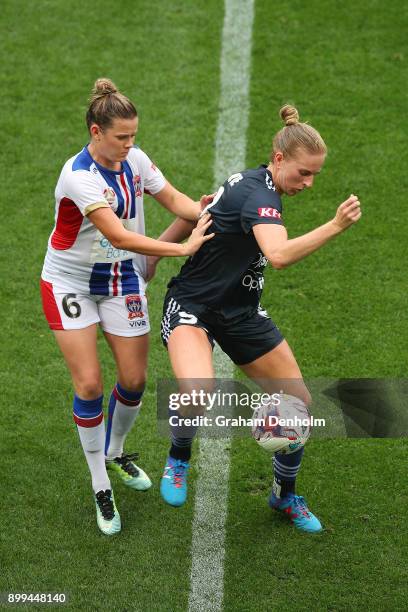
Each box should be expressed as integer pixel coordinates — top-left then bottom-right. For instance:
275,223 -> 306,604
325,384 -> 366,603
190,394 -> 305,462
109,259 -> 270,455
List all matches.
161,295 -> 284,366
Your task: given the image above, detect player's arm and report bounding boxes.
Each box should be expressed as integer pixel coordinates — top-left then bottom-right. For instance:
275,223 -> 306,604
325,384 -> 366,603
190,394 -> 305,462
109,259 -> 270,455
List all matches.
144,217 -> 196,281
144,193 -> 215,280
87,206 -> 213,257
152,182 -> 214,221
253,195 -> 361,269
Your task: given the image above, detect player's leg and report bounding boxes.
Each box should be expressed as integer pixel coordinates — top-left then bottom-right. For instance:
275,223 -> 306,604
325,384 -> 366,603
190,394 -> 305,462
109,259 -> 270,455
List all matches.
41,282 -> 120,535
102,331 -> 152,490
53,326 -> 120,536
167,324 -> 215,460
218,310 -> 321,533
240,341 -> 321,533
97,292 -> 152,490
161,324 -> 215,506
240,338 -> 311,400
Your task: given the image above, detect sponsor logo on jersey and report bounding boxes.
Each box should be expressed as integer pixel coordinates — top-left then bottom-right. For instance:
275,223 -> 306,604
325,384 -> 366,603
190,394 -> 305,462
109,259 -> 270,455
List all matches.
125,294 -> 144,319
132,175 -> 143,197
242,252 -> 268,292
257,207 -> 281,219
151,162 -> 157,172
103,188 -> 118,211
242,273 -> 264,291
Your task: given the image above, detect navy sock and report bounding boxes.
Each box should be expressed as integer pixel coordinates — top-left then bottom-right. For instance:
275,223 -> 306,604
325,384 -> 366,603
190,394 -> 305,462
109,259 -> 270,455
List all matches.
273,447 -> 304,498
169,410 -> 196,462
169,440 -> 193,462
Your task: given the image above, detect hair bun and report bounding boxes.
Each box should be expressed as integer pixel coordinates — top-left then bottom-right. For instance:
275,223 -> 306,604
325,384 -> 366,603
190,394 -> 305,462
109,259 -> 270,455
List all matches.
93,78 -> 118,96
280,104 -> 299,126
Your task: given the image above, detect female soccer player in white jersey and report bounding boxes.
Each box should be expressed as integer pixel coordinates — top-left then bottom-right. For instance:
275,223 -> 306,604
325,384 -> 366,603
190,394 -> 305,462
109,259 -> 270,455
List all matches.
40,78 -> 213,536
154,105 -> 361,533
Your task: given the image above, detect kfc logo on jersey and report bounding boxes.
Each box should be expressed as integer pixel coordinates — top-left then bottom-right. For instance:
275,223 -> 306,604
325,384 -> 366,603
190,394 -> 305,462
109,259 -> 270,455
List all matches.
104,188 -> 118,212
125,294 -> 144,319
132,175 -> 143,197
258,207 -> 281,219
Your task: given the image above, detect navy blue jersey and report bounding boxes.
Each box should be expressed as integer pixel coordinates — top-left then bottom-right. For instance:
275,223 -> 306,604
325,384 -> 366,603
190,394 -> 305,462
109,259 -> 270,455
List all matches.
167,165 -> 284,321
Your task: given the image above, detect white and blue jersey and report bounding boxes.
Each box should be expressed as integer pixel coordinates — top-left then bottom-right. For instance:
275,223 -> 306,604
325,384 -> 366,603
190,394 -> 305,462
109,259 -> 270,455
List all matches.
41,145 -> 166,296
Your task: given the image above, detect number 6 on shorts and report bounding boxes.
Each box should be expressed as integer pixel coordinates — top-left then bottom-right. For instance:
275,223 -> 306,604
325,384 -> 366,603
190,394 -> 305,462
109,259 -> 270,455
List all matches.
40,280 -> 99,330
62,294 -> 82,318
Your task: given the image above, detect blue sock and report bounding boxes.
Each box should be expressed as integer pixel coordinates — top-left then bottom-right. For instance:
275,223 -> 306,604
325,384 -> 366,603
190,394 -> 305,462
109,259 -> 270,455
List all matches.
273,447 -> 304,498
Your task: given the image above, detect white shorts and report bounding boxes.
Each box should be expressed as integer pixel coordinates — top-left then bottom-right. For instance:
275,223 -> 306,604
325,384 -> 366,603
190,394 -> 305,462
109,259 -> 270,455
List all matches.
40,279 -> 150,336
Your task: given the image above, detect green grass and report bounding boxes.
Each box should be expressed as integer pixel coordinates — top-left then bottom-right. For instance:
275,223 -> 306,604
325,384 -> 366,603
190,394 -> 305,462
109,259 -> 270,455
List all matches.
1,0 -> 407,610
224,438 -> 408,611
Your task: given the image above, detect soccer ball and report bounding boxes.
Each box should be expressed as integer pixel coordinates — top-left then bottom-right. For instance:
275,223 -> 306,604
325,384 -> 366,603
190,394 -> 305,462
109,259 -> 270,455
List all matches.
251,394 -> 311,454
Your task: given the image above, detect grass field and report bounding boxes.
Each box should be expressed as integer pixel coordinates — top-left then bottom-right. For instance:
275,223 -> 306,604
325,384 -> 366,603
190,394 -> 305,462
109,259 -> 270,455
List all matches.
1,0 -> 408,610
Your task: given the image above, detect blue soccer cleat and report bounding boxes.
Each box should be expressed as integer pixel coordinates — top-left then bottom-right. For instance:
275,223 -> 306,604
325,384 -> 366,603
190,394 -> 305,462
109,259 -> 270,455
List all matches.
269,492 -> 323,533
160,456 -> 190,507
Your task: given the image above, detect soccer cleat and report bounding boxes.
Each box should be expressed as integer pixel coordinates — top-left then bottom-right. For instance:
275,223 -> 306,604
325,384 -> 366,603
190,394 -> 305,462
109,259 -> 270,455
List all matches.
106,452 -> 152,491
160,457 -> 189,507
269,492 -> 323,533
94,489 -> 121,536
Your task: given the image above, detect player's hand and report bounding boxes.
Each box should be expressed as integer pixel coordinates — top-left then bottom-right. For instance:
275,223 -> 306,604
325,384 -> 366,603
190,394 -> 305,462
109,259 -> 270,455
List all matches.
198,193 -> 216,218
182,213 -> 214,256
332,195 -> 362,231
144,255 -> 160,282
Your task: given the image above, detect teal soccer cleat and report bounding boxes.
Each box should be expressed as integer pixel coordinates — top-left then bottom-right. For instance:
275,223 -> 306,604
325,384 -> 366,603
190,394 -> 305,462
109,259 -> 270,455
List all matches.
160,457 -> 190,507
269,492 -> 323,533
94,489 -> 121,536
106,452 -> 152,491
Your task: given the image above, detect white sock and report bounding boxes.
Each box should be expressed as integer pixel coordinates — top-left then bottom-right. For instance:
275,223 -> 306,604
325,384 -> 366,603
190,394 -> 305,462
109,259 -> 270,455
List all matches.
77,421 -> 111,493
73,394 -> 111,493
105,384 -> 143,460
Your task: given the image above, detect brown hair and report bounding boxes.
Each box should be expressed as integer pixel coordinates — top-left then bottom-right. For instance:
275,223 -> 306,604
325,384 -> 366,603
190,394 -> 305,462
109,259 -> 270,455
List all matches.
271,104 -> 327,159
86,78 -> 137,132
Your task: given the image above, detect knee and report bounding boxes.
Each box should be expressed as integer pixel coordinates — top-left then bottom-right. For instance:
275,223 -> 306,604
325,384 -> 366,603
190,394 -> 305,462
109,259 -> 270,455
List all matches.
288,383 -> 312,409
277,382 -> 312,410
177,379 -> 215,403
74,372 -> 103,400
118,373 -> 147,393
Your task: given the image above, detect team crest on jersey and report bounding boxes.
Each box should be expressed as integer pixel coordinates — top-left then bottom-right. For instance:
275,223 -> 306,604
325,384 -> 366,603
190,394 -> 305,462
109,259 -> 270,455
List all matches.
103,188 -> 118,211
132,175 -> 143,197
125,294 -> 144,319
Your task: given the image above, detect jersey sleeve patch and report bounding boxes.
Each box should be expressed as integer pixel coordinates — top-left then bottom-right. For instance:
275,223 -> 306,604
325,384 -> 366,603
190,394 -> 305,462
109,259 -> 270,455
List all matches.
257,207 -> 282,219
84,202 -> 110,216
241,187 -> 284,234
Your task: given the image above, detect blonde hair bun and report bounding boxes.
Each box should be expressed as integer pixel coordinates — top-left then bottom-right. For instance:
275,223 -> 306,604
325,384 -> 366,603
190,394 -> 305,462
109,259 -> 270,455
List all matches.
271,105 -> 326,158
280,104 -> 299,126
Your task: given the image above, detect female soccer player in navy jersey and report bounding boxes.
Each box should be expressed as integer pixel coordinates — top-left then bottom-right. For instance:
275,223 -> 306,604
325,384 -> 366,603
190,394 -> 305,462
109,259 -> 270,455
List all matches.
152,104 -> 361,533
40,78 -> 213,535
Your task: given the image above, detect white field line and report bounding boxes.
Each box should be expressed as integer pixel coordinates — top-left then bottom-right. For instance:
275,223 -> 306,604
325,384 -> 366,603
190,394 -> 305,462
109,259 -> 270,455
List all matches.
187,1 -> 255,611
